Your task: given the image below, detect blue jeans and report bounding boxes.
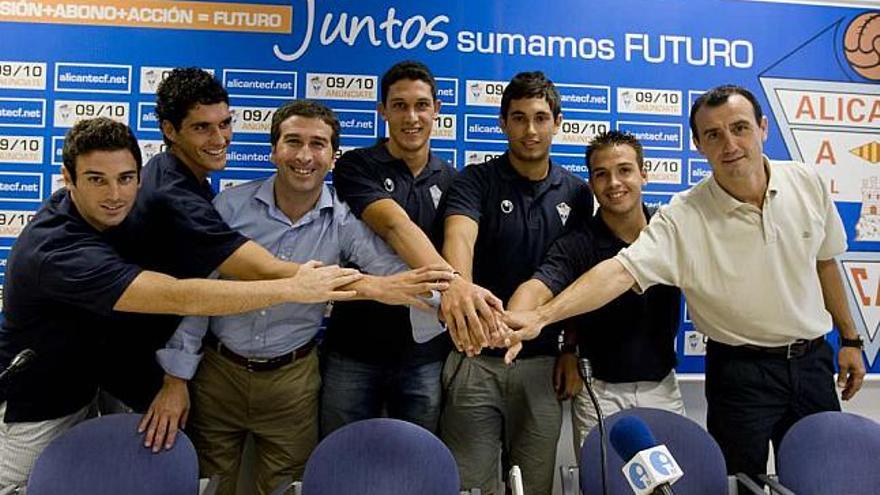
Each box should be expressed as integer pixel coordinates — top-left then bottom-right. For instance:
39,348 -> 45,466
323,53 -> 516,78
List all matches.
319,351 -> 443,438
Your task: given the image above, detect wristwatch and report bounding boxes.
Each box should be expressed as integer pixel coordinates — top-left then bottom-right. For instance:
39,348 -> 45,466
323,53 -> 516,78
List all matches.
840,336 -> 864,350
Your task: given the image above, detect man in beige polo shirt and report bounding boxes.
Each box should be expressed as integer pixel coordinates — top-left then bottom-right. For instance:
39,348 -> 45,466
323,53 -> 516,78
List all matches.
501,85 -> 866,479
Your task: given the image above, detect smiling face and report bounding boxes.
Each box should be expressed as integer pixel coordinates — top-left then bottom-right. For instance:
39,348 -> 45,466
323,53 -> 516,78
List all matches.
63,148 -> 139,231
589,144 -> 647,217
692,94 -> 768,187
161,102 -> 232,180
271,115 -> 335,198
500,96 -> 561,168
379,78 -> 440,157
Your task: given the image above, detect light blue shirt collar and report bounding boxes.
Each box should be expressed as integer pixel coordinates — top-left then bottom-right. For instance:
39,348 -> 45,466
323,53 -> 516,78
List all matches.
253,175 -> 335,225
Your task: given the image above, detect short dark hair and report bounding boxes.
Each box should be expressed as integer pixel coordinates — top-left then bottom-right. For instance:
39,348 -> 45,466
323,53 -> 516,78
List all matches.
62,117 -> 142,184
689,85 -> 764,143
155,67 -> 229,146
500,71 -> 561,120
270,100 -> 340,151
586,130 -> 644,173
380,60 -> 437,106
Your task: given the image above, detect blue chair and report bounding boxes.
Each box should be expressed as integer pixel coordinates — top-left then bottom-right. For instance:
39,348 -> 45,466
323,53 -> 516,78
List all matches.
579,407 -> 734,495
302,418 -> 459,495
761,411 -> 880,495
28,413 -> 199,495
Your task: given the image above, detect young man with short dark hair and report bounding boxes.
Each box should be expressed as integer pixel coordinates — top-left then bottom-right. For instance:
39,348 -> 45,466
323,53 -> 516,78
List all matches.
321,61 -> 498,437
439,71 -> 593,494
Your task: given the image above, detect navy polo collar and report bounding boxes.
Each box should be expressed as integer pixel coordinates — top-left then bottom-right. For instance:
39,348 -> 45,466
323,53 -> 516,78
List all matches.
496,151 -> 564,187
56,188 -> 120,237
368,139 -> 444,178
591,203 -> 653,249
166,151 -> 214,198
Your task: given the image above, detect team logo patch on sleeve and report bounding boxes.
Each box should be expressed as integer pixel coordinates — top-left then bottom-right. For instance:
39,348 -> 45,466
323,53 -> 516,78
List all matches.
383,178 -> 395,192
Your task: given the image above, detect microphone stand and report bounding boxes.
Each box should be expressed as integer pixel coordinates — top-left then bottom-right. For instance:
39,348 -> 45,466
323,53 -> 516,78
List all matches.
578,357 -> 608,495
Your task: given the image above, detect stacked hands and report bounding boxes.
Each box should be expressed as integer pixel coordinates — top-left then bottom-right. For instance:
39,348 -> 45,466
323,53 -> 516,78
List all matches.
288,260 -> 546,362
434,275 -> 544,364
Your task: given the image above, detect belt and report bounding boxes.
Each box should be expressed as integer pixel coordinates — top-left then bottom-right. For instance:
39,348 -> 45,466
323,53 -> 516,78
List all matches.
710,337 -> 825,360
203,333 -> 316,372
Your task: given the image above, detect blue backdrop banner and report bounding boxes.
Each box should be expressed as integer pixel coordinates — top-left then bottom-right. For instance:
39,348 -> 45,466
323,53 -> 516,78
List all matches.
0,0 -> 878,373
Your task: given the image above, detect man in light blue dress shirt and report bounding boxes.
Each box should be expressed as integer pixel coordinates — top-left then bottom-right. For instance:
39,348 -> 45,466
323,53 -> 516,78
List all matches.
140,100 -> 451,495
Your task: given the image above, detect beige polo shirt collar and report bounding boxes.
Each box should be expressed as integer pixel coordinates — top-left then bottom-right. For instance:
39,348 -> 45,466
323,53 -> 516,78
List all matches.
706,156 -> 781,244
706,156 -> 779,213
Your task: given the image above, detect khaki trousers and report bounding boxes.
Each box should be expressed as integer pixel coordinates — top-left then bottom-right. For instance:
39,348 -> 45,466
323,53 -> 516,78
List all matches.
188,347 -> 320,495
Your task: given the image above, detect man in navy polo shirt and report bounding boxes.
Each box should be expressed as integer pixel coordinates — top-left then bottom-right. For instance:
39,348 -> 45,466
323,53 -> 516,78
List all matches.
0,118 -> 360,491
439,71 -> 593,494
506,131 -> 684,462
321,61 -> 500,436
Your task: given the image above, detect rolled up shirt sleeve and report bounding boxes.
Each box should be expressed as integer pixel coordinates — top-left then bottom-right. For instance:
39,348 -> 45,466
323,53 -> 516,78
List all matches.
156,315 -> 210,380
410,290 -> 445,343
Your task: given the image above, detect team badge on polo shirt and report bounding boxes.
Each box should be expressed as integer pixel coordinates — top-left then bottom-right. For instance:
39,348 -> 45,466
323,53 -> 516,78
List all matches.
383,178 -> 395,192
429,184 -> 442,209
556,202 -> 571,225
501,199 -> 514,214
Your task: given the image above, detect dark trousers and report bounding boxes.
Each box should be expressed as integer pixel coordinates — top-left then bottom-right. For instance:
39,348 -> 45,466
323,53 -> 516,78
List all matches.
705,339 -> 840,478
319,351 -> 443,439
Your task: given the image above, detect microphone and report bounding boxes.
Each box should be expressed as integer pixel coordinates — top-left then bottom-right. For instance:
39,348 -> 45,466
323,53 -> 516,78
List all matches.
577,356 -> 608,495
0,349 -> 37,384
578,357 -> 593,385
609,416 -> 682,495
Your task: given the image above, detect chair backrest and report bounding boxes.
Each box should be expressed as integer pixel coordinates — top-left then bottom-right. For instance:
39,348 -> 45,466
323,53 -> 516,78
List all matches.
28,413 -> 199,495
777,411 -> 880,495
302,418 -> 460,495
580,407 -> 728,495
